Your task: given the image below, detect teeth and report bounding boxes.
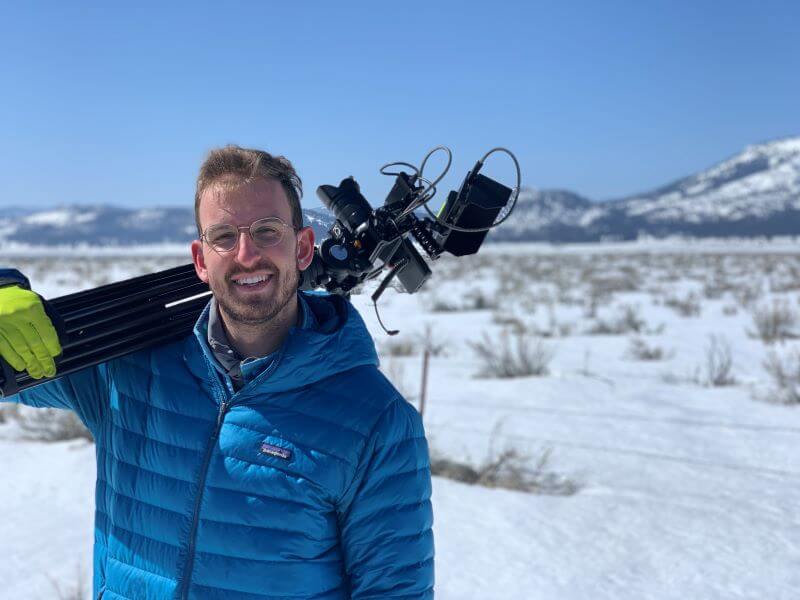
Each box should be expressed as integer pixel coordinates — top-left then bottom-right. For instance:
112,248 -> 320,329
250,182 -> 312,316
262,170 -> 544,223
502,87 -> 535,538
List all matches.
234,275 -> 270,285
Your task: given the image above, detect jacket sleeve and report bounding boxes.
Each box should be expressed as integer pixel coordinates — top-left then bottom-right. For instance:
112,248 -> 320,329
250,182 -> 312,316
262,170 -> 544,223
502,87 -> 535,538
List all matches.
337,397 -> 435,599
7,364 -> 110,436
0,267 -> 109,434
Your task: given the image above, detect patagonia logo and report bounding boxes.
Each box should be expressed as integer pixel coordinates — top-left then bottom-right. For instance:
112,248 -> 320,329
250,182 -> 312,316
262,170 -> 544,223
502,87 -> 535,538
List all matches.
259,442 -> 292,460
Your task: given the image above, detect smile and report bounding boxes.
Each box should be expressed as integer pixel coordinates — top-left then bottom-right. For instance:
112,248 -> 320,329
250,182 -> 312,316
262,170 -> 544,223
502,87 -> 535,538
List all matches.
231,274 -> 274,289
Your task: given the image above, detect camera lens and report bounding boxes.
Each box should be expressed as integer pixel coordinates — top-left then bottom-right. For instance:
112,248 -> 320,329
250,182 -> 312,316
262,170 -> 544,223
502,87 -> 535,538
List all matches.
317,178 -> 373,233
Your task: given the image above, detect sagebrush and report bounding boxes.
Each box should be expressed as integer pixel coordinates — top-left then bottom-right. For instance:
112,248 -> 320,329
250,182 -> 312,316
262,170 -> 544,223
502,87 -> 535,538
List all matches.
469,330 -> 555,378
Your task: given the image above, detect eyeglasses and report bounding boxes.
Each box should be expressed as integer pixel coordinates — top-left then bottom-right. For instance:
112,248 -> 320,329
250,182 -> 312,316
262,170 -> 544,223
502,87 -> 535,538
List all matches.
201,217 -> 297,253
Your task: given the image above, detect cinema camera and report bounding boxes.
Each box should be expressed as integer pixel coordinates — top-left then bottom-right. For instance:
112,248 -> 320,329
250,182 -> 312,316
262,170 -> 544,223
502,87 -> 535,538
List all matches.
302,146 -> 520,331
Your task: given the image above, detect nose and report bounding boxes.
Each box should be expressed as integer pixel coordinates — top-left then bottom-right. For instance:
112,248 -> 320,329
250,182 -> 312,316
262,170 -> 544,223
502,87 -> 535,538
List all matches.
234,229 -> 261,267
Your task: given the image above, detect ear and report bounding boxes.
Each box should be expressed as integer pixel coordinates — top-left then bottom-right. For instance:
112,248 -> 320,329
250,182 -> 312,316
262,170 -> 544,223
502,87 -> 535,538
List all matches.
296,226 -> 316,271
191,239 -> 209,283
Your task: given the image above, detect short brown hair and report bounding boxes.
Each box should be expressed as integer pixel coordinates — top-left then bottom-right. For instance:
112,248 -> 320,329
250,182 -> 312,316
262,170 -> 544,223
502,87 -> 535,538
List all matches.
194,145 -> 304,236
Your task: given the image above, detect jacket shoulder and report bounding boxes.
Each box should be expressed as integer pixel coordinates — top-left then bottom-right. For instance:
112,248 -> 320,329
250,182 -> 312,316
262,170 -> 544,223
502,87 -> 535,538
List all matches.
319,362 -> 413,422
105,335 -> 195,394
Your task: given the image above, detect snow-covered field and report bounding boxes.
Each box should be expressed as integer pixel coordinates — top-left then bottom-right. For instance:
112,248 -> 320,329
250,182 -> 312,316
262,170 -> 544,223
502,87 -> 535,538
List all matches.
1,240 -> 799,599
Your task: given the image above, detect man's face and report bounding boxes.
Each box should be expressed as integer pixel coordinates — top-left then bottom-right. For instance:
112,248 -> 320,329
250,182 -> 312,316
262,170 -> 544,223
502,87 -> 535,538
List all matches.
190,178 -> 315,326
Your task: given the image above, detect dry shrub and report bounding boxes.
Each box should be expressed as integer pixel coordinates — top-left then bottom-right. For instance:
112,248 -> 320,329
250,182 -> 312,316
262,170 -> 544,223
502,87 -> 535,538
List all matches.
759,349 -> 800,405
722,304 -> 738,316
589,275 -> 639,296
582,279 -> 618,319
618,303 -> 646,332
660,336 -> 736,387
469,330 -> 555,378
586,304 -> 650,335
583,288 -> 604,319
0,403 -> 19,424
429,297 -> 461,313
702,278 -> 733,300
380,337 -> 417,357
15,407 -> 93,442
464,288 -> 499,310
47,563 -> 87,600
626,337 -> 668,361
734,284 -> 763,308
491,312 -> 527,334
664,292 -> 702,317
427,289 -> 498,313
699,334 -> 737,387
585,319 -> 623,335
748,300 -> 799,344
430,444 -> 580,495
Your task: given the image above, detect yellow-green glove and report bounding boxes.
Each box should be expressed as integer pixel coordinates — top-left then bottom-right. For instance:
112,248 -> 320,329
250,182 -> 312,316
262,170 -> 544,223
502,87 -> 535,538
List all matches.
0,286 -> 62,379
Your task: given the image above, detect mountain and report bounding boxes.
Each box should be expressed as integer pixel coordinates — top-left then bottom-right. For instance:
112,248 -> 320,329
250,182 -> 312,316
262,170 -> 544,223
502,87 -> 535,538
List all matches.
0,206 -> 335,247
490,136 -> 800,242
2,137 -> 799,247
487,188 -> 596,242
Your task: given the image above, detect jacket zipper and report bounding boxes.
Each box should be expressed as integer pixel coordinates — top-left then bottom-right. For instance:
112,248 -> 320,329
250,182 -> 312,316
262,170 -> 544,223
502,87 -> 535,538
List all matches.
176,398 -> 230,600
175,342 -> 281,597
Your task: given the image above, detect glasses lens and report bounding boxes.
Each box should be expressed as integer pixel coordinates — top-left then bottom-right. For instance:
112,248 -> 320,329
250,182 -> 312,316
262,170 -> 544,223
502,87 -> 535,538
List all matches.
205,224 -> 238,251
251,219 -> 285,247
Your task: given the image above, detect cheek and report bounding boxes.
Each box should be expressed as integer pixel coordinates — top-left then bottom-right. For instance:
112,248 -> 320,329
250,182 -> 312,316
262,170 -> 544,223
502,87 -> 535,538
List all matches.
204,255 -> 229,281
267,244 -> 298,268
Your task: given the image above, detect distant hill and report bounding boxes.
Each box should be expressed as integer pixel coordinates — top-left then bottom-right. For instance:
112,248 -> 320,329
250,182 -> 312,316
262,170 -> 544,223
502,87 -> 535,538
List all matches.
490,136 -> 800,242
2,137 -> 799,246
0,206 -> 335,247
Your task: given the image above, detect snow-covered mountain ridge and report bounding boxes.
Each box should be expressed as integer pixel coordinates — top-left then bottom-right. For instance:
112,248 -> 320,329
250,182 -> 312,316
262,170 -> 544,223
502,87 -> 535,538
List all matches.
492,136 -> 800,241
1,137 -> 798,246
0,206 -> 335,247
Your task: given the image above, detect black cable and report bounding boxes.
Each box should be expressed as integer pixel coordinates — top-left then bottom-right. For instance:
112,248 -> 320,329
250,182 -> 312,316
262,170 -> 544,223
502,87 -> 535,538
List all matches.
379,161 -> 420,178
381,146 -> 521,233
421,146 -> 522,233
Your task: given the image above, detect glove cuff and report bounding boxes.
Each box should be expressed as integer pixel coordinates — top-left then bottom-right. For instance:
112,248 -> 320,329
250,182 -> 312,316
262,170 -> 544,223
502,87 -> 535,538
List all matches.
0,268 -> 31,290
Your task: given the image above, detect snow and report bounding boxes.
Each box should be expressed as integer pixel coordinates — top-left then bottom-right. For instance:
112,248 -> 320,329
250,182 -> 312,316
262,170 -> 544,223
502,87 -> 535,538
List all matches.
1,241 -> 800,599
617,137 -> 800,223
119,209 -> 167,229
0,438 -> 96,598
0,242 -> 192,257
23,210 -> 98,227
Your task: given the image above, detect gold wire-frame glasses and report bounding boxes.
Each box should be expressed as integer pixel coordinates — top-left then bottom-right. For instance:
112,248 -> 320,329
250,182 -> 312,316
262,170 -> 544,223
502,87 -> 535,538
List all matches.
201,217 -> 297,253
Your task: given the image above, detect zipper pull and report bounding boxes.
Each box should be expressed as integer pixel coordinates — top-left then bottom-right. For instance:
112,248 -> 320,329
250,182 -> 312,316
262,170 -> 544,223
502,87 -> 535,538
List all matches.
216,401 -> 229,429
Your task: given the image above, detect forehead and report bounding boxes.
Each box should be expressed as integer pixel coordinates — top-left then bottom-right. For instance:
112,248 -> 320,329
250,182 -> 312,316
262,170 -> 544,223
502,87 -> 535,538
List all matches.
199,177 -> 292,226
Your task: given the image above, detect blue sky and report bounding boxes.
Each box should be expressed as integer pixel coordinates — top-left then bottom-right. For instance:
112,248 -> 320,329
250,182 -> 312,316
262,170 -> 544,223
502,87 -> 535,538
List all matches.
1,1 -> 797,211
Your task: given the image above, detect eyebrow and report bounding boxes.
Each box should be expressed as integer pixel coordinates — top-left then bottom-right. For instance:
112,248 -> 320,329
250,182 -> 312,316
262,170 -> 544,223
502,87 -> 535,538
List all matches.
206,215 -> 287,227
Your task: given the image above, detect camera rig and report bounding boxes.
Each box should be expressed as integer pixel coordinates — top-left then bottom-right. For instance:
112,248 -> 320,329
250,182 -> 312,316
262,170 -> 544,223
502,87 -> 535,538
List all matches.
0,147 -> 520,396
301,146 -> 520,332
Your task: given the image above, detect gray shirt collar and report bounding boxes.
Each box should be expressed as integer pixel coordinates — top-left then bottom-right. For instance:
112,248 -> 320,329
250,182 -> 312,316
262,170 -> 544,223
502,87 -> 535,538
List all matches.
207,297 -> 243,372
207,292 -> 314,371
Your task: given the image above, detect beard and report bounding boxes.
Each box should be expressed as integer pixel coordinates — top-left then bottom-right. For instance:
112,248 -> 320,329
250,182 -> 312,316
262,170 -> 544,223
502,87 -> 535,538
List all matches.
210,260 -> 300,326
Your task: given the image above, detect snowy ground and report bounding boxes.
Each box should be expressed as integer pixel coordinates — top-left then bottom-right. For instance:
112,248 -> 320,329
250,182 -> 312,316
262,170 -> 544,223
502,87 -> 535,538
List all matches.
1,240 -> 799,599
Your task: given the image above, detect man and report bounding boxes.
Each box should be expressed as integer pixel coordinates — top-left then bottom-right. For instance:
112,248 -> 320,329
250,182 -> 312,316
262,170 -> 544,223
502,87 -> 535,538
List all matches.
0,145 -> 435,599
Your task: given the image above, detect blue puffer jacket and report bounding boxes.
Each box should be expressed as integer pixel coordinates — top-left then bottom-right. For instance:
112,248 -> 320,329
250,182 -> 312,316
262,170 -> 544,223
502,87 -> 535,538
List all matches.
2,272 -> 434,599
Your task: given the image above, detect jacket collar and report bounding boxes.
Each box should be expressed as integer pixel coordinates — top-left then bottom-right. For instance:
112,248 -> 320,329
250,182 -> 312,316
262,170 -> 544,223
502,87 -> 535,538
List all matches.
183,291 -> 378,395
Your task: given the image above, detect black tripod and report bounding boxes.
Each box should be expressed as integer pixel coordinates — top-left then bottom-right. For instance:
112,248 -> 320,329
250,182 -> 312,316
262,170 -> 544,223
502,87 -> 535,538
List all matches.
0,264 -> 209,397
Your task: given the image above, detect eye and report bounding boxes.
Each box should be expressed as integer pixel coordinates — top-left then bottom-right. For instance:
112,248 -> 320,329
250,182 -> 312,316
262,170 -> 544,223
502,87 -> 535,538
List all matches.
252,223 -> 283,245
206,227 -> 237,248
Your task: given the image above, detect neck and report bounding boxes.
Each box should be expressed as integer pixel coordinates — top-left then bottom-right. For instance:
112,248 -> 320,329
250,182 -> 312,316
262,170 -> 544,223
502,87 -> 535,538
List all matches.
219,295 -> 299,358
